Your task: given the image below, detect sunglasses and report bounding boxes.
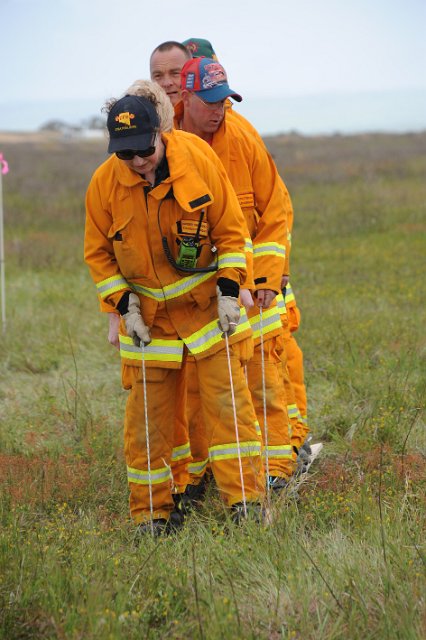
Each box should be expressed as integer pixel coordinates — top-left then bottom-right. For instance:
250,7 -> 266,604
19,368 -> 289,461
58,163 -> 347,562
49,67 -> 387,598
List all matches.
115,133 -> 158,160
115,146 -> 156,160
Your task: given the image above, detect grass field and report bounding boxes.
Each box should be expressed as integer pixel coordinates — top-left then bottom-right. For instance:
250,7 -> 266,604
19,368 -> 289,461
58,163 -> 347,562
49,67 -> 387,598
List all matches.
0,131 -> 425,639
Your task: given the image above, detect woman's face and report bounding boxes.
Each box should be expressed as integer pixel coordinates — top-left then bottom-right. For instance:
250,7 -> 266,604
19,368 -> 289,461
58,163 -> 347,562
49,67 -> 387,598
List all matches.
120,136 -> 164,176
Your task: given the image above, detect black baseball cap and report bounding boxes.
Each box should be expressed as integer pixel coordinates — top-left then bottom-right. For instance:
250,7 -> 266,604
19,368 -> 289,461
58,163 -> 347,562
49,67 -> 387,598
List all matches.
107,95 -> 160,153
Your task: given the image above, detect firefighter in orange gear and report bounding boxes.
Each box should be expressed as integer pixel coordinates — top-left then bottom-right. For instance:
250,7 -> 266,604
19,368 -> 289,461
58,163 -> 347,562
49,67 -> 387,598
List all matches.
173,57 -> 295,492
182,39 -> 310,452
186,38 -> 309,456
85,90 -> 265,535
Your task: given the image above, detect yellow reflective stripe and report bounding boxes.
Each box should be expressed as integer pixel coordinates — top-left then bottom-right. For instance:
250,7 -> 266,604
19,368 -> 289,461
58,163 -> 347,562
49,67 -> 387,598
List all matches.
188,459 -> 209,475
288,231 -> 292,247
96,274 -> 129,299
208,440 -> 262,461
172,442 -> 191,462
250,306 -> 282,339
119,335 -> 183,363
127,465 -> 171,485
217,252 -> 246,269
285,282 -> 295,304
264,445 -> 293,459
244,238 -> 253,253
253,242 -> 286,259
287,404 -> 300,419
254,420 -> 261,436
275,293 -> 287,316
184,308 -> 251,355
300,415 -> 308,425
131,271 -> 215,301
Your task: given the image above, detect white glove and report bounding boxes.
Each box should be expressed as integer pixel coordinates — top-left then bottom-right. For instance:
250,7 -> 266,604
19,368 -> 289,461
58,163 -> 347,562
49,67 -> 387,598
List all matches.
123,293 -> 151,347
216,286 -> 240,337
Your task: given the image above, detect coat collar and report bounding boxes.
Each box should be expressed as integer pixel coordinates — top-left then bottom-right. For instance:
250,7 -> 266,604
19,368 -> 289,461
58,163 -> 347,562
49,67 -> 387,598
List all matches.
110,131 -> 214,212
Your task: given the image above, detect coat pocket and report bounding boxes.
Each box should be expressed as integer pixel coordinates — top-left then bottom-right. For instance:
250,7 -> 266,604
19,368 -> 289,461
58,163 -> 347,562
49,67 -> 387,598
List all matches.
107,215 -> 148,279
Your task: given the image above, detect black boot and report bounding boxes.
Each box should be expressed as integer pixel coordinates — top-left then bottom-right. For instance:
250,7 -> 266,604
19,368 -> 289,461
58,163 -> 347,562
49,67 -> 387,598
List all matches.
136,518 -> 169,538
172,492 -> 193,516
183,475 -> 208,508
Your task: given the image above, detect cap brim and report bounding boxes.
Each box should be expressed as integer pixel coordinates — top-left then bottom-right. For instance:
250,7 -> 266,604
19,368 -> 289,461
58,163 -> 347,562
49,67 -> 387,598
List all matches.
108,132 -> 155,154
195,85 -> 242,103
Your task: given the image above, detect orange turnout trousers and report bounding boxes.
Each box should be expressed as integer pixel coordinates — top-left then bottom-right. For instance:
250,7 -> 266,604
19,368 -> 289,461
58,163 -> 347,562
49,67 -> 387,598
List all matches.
183,329 -> 295,488
246,332 -> 294,479
277,287 -> 309,449
123,336 -> 264,523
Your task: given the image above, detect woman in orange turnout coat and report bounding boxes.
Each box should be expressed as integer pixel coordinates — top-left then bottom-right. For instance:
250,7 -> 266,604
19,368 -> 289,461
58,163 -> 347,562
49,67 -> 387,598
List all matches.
84,90 -> 265,535
173,57 -> 295,493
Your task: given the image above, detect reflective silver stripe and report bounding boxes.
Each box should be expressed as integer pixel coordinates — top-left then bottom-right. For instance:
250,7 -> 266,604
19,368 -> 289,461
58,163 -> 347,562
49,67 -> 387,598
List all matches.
275,293 -> 287,316
172,442 -> 191,462
264,445 -> 293,459
285,282 -> 295,303
130,254 -> 244,302
188,459 -> 209,475
244,238 -> 253,253
127,465 -> 171,485
96,274 -> 129,299
209,440 -> 262,461
119,335 -> 183,363
131,271 -> 214,301
250,307 -> 282,337
300,415 -> 308,425
287,404 -> 299,418
218,252 -> 246,269
184,308 -> 251,355
253,242 -> 286,258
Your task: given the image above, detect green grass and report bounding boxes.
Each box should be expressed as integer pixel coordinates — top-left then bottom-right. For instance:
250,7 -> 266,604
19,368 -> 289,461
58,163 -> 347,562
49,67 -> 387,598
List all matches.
0,132 -> 425,639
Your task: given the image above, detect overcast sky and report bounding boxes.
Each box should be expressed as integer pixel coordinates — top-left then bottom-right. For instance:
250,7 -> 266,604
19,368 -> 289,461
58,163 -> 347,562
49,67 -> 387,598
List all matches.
1,0 -> 425,133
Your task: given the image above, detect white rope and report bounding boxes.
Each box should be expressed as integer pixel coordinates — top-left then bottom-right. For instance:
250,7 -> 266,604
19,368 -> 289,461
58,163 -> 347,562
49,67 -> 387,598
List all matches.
225,332 -> 247,517
141,342 -> 154,536
259,307 -> 270,496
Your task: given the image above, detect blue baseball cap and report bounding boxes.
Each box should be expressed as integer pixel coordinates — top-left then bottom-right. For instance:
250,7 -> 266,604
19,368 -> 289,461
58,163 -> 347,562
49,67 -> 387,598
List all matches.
181,57 -> 242,103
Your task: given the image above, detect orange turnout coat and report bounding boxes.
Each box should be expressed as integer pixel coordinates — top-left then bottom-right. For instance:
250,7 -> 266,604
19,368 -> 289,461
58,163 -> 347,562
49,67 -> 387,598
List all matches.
85,129 -> 254,368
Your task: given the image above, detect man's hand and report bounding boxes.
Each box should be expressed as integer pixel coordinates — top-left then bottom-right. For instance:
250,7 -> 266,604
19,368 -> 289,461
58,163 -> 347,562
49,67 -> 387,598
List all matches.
239,288 -> 254,311
255,289 -> 276,308
217,286 -> 240,337
123,293 -> 151,347
108,312 -> 120,350
281,275 -> 289,289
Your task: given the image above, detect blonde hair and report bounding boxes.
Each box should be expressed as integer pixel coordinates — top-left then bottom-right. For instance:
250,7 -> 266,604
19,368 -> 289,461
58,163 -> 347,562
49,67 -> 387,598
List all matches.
103,81 -> 174,133
124,80 -> 174,132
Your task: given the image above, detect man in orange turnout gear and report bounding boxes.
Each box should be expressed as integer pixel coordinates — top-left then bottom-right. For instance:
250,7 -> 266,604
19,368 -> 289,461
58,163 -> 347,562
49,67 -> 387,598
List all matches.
173,57 -> 295,493
183,39 -> 311,457
84,89 -> 265,535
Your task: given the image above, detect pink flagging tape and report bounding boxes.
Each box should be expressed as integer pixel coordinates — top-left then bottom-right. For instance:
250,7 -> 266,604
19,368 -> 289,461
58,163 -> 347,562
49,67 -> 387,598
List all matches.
0,153 -> 9,175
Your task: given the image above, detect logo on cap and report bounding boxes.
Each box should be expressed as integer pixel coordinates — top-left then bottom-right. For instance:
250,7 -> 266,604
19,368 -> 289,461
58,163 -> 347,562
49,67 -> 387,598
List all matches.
185,72 -> 196,90
115,112 -> 135,127
201,63 -> 227,90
